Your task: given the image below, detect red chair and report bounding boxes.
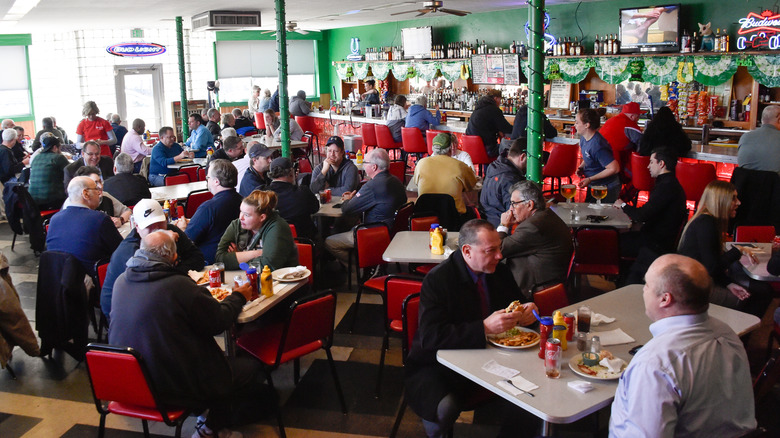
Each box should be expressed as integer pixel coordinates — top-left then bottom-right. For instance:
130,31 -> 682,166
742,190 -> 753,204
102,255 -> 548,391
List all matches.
362,123 -> 378,152
572,227 -> 620,292
178,165 -> 199,183
94,262 -> 110,341
401,127 -> 428,166
388,161 -> 406,185
629,152 -> 654,204
391,202 -> 414,237
254,112 -> 266,131
184,189 -> 213,218
299,132 -> 320,165
100,144 -> 112,158
164,174 -> 189,186
294,237 -> 314,286
390,293 -> 420,438
735,226 -> 775,243
677,161 -> 717,209
350,223 -> 392,332
85,343 -> 190,438
289,223 -> 298,238
542,143 -> 580,196
295,156 -> 313,173
197,167 -> 206,181
377,275 -> 423,398
409,214 -> 439,232
426,129 -> 446,156
295,115 -> 317,134
236,291 -> 347,438
533,283 -> 570,317
375,124 -> 404,161
461,135 -> 495,177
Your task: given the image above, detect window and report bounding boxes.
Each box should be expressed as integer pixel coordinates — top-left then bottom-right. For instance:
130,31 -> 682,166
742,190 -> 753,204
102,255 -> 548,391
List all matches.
0,45 -> 31,116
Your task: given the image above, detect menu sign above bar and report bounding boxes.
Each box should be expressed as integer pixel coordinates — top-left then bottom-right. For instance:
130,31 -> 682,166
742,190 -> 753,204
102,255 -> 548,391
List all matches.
471,54 -> 523,85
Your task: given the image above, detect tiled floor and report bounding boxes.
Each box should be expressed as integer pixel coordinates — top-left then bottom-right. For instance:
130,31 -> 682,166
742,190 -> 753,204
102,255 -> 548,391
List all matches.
1,221 -> 779,437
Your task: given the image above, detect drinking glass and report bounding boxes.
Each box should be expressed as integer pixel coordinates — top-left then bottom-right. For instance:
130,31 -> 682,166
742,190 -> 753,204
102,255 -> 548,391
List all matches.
560,184 -> 576,205
590,185 -> 608,206
577,305 -> 592,333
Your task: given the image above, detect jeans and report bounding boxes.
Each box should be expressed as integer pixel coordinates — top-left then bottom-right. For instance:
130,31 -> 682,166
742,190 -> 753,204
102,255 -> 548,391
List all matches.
148,173 -> 166,187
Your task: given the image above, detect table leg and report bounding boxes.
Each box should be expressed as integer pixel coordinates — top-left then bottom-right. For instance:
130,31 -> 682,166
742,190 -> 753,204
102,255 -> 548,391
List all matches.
540,420 -> 551,437
224,325 -> 236,357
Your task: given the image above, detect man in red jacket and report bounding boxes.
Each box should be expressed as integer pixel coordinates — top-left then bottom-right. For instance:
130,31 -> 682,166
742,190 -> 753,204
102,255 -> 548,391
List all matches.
599,102 -> 642,182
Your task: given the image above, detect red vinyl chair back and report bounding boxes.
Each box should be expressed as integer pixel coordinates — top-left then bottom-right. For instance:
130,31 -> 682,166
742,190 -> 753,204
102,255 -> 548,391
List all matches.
426,130 -> 446,155
197,167 -> 207,181
362,123 -> 378,148
410,215 -> 439,231
388,161 -> 405,184
97,263 -> 109,289
391,202 -> 414,237
294,239 -> 313,285
178,165 -> 199,183
295,116 -> 317,134
185,189 -> 213,218
533,283 -> 569,317
401,127 -> 427,154
355,223 -> 391,269
630,152 -> 655,192
461,135 -> 495,172
375,124 -> 403,151
677,161 -> 717,206
165,174 -> 189,186
279,292 -> 336,363
543,143 -> 580,179
385,275 -> 423,327
296,157 -> 313,173
289,223 -> 298,238
735,225 -> 775,243
254,112 -> 266,130
402,293 -> 421,360
100,144 -> 112,158
573,227 -> 620,276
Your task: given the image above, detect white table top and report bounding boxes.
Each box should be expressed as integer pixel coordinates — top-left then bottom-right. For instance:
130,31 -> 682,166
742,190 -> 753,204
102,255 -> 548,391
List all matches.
242,136 -> 308,149
150,181 -> 208,202
167,158 -> 207,169
383,231 -> 460,263
118,221 -> 132,238
437,284 -> 760,425
313,192 -> 418,219
726,242 -> 780,282
549,202 -> 633,230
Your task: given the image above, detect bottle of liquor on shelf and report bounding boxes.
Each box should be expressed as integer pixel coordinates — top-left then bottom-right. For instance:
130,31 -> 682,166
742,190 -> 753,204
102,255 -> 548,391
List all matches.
594,35 -> 600,55
720,29 -> 729,52
681,29 -> 691,53
693,32 -> 700,52
601,35 -> 608,55
713,29 -> 721,52
614,34 -> 620,53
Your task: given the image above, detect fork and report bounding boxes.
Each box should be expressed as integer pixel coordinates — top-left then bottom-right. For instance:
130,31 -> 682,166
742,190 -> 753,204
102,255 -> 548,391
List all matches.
504,379 -> 535,397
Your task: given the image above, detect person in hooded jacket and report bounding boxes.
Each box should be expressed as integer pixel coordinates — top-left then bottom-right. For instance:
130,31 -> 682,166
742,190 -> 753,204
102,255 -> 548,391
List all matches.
289,90 -> 312,117
466,91 -> 513,157
480,139 -> 527,227
405,95 -> 441,136
510,105 -> 558,141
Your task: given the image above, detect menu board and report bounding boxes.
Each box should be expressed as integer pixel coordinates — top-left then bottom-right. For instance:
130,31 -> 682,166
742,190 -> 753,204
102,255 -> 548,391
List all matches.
549,79 -> 572,109
471,54 -> 523,85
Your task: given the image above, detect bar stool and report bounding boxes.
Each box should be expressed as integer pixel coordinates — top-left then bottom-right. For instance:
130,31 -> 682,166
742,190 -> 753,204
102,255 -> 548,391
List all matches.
401,127 -> 428,174
677,161 -> 716,211
629,152 -> 654,205
362,123 -> 378,153
296,116 -> 321,163
461,135 -> 495,177
426,129 -> 446,156
542,143 -> 579,196
374,124 -> 404,161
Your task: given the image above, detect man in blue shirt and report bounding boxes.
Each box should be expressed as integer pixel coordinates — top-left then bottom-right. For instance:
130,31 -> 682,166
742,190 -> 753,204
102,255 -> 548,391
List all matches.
149,126 -> 190,187
185,114 -> 213,158
110,114 -> 128,156
405,95 -> 441,136
183,159 -> 243,263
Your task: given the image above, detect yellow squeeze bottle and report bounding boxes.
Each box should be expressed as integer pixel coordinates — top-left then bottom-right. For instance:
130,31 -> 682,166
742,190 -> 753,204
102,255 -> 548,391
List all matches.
356,149 -> 364,164
260,265 -> 274,297
553,311 -> 568,350
431,227 -> 445,255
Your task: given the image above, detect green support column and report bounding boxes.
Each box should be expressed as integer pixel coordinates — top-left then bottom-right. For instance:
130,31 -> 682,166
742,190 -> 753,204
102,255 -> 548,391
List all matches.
276,0 -> 291,158
526,0 -> 545,184
176,16 -> 189,140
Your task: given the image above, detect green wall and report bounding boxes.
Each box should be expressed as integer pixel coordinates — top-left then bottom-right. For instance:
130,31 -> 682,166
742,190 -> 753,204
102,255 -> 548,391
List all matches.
323,0 -> 767,98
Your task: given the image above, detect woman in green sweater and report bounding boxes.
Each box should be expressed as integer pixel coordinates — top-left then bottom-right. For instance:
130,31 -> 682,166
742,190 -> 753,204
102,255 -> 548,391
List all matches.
215,190 -> 298,271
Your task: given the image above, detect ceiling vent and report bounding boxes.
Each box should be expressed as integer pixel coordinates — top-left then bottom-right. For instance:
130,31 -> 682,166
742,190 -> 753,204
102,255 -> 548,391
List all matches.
192,10 -> 262,31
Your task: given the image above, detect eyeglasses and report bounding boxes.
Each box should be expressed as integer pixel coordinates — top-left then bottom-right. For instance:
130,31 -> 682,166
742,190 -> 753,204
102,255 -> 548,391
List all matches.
84,152 -> 100,157
84,187 -> 101,192
509,199 -> 530,208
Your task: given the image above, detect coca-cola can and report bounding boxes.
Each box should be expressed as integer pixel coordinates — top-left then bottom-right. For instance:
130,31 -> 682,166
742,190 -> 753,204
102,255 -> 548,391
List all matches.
545,338 -> 562,379
538,317 -> 553,359
564,313 -> 575,341
208,268 -> 221,287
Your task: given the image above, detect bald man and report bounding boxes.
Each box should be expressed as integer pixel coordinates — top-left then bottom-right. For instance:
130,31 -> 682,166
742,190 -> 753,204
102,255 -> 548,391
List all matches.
738,104 -> 780,174
609,254 -> 756,438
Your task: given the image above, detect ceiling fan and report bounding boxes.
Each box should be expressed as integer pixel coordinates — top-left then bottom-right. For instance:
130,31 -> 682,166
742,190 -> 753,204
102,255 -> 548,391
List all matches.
261,21 -> 320,35
391,1 -> 471,17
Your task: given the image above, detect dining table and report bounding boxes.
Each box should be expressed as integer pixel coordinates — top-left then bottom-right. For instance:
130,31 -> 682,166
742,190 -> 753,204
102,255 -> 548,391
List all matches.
726,242 -> 780,282
383,231 -> 460,264
167,157 -> 208,169
242,135 -> 308,150
436,284 -> 761,436
149,180 -> 208,202
549,202 -> 633,230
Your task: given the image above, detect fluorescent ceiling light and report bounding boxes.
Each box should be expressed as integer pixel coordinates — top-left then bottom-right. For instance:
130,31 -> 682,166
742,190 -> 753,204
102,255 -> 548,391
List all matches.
4,0 -> 40,20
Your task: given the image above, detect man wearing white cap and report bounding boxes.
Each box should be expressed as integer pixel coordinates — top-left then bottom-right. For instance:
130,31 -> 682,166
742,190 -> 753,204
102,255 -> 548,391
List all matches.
100,198 -> 204,320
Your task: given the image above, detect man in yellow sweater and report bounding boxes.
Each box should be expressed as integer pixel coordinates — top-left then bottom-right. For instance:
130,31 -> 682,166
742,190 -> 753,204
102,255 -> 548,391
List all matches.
412,133 -> 477,214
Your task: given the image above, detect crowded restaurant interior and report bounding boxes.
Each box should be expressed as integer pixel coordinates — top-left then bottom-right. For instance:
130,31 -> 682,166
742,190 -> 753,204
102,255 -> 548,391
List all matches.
3,0 -> 780,437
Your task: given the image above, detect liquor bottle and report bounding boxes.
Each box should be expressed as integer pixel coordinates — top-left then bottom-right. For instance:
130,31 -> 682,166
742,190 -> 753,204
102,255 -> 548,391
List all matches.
575,38 -> 582,56
680,29 -> 691,53
722,29 -> 730,52
614,34 -> 620,53
713,29 -> 721,52
594,34 -> 600,55
693,32 -> 699,52
601,35 -> 608,55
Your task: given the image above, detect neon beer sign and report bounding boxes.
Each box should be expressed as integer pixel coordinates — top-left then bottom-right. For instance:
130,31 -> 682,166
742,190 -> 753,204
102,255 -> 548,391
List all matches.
737,10 -> 780,50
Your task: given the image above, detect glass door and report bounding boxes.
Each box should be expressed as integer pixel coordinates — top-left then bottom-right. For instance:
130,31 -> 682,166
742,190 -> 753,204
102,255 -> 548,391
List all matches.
115,64 -> 164,131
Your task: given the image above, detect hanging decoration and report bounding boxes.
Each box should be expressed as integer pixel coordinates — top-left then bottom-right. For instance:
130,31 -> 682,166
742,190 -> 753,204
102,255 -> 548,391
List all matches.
748,54 -> 780,86
351,62 -> 369,80
692,55 -> 738,85
642,56 -> 680,84
628,60 -> 645,81
440,61 -> 466,82
677,61 -> 694,83
416,61 -> 441,81
335,63 -> 351,81
369,62 -> 391,80
556,58 -> 592,83
594,57 -> 632,84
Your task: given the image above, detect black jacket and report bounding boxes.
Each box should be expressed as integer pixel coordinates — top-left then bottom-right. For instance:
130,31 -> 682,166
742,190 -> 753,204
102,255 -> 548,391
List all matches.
64,157 -> 114,189
510,105 -> 558,140
678,214 -> 741,287
262,180 -> 320,239
621,172 -> 687,254
109,252 -> 245,407
479,156 -> 525,227
103,173 -> 151,207
465,96 -> 513,156
341,170 -> 406,227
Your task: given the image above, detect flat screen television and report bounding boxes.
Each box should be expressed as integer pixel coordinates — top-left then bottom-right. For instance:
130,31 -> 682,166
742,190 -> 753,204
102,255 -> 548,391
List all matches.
619,4 -> 680,53
402,26 -> 432,59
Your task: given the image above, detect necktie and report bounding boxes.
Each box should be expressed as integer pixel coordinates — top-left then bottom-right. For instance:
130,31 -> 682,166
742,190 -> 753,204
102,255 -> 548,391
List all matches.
476,276 -> 490,318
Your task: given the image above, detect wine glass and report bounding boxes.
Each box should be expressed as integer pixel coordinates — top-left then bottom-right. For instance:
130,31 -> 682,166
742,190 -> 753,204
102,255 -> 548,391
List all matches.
560,184 -> 576,205
590,185 -> 608,206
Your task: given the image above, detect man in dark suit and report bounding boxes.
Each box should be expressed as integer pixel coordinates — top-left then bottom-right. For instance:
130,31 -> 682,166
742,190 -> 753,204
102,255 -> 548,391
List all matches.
405,219 -> 538,437
498,180 -> 573,297
102,152 -> 151,207
64,140 -> 114,189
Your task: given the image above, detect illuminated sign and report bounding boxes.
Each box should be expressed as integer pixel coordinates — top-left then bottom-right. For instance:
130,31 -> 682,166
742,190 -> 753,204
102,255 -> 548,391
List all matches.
524,12 -> 558,53
736,10 -> 780,50
106,42 -> 166,57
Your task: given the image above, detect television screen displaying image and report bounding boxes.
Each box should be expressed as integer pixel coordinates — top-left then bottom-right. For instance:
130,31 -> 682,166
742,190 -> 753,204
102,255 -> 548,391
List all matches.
619,4 -> 680,53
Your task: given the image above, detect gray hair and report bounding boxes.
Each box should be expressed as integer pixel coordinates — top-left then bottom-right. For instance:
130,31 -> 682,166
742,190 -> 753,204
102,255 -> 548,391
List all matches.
67,176 -> 94,202
207,108 -> 219,119
242,109 -> 252,119
415,95 -> 428,107
114,153 -> 135,174
366,148 -> 389,171
110,114 -> 121,124
0,119 -> 13,130
2,128 -> 18,142
232,108 -> 242,118
209,158 -> 238,188
82,101 -> 99,118
221,113 -> 234,125
510,180 -> 546,211
221,127 -> 237,138
458,219 -> 495,248
140,230 -> 177,261
762,105 -> 780,124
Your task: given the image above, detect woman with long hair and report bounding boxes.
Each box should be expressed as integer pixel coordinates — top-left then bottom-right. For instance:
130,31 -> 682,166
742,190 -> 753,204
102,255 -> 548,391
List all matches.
215,189 -> 298,271
637,106 -> 691,157
677,180 -> 772,316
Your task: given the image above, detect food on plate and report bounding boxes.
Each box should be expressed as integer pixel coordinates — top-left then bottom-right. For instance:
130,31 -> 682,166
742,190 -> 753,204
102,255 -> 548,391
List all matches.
599,350 -> 614,361
505,300 -> 524,313
574,349 -> 625,379
195,271 -> 209,285
282,270 -> 307,280
209,287 -> 231,301
577,363 -> 599,376
493,328 -> 540,347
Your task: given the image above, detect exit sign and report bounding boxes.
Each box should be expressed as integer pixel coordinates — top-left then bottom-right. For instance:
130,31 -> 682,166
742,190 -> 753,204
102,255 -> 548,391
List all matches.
131,29 -> 144,38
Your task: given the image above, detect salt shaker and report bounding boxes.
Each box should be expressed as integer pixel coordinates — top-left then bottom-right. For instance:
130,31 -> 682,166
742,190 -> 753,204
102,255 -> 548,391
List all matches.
590,335 -> 601,355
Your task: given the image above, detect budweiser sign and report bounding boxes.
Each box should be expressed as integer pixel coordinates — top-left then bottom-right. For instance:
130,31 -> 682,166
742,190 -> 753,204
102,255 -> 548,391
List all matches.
736,9 -> 780,50
738,10 -> 780,35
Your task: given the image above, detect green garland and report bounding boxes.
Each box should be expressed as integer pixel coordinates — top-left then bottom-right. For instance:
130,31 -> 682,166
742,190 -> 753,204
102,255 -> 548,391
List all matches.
369,62 -> 391,80
593,57 -> 632,84
692,55 -> 738,86
747,54 -> 780,87
643,56 -> 680,85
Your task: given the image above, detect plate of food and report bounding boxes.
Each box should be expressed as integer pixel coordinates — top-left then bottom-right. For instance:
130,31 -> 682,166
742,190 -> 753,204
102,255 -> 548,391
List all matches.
272,266 -> 311,282
568,350 -> 627,380
190,270 -> 209,285
208,286 -> 232,302
487,326 -> 541,349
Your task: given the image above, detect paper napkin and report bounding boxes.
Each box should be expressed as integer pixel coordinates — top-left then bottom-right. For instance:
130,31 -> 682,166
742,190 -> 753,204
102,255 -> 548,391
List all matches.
595,328 -> 635,346
568,380 -> 594,393
497,374 -> 539,396
591,313 -> 616,326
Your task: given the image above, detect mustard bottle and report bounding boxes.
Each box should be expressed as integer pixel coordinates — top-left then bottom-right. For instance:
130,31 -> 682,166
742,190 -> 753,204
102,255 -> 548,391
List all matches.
260,265 -> 274,297
431,227 -> 444,255
356,149 -> 364,164
552,311 -> 568,351
163,200 -> 170,221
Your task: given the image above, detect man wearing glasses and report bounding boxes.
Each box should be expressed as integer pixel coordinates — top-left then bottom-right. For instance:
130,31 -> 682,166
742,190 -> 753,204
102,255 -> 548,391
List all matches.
64,140 -> 115,189
497,180 -> 573,298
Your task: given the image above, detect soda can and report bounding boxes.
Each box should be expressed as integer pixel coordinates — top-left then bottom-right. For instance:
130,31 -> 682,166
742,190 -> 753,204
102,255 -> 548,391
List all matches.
538,317 -> 553,359
564,313 -> 576,341
552,324 -> 568,351
544,338 -> 562,379
208,267 -> 221,288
